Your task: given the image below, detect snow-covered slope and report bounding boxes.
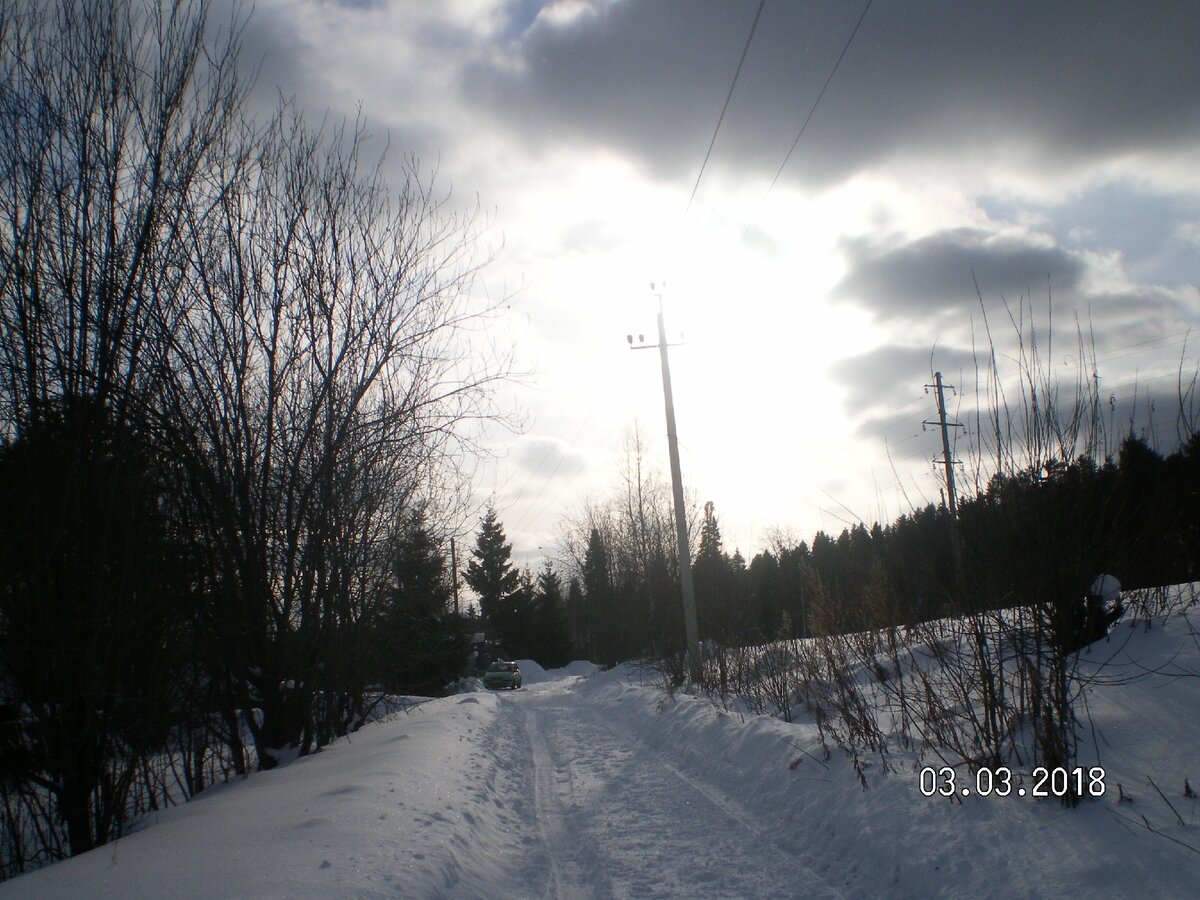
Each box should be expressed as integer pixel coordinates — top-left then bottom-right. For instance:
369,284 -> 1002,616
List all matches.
2,614 -> 1198,898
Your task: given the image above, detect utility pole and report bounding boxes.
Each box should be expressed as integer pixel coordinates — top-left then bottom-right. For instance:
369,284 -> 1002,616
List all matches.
924,371 -> 964,516
925,371 -> 966,602
628,283 -> 701,679
450,536 -> 460,617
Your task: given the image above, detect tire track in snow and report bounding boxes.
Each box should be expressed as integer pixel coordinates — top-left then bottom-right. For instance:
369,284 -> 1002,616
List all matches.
522,704 -> 613,900
596,701 -> 846,899
517,684 -> 847,899
655,759 -> 848,899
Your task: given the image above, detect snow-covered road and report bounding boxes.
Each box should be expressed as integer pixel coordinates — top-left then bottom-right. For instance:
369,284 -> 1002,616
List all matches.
3,609 -> 1199,898
0,667 -> 854,899
500,679 -> 844,899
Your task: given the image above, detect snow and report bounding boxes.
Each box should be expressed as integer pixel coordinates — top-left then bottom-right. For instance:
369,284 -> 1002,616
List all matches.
513,658 -> 550,684
512,659 -> 600,685
2,616 -> 1198,898
1090,574 -> 1121,603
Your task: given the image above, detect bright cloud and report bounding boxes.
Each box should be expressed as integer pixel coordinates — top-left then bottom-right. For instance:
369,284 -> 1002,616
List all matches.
225,0 -> 1200,560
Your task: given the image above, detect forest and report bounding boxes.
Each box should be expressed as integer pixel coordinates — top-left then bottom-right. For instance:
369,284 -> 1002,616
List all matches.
547,432 -> 1199,667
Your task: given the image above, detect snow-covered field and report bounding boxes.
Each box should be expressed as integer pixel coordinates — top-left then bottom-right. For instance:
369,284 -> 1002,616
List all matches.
2,607 -> 1198,898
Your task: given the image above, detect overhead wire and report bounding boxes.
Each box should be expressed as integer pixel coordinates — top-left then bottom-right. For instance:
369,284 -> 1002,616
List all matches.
685,0 -> 768,214
511,411 -> 594,532
739,0 -> 874,243
511,3 -> 768,546
517,0 -> 874,551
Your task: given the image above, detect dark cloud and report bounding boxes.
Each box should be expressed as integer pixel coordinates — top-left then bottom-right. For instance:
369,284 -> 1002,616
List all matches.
825,283 -> 1199,457
511,436 -> 587,481
1084,289 -> 1197,351
834,229 -> 1084,322
849,374 -> 1194,468
851,407 -> 941,463
829,343 -> 976,469
831,344 -> 977,414
221,1 -> 320,110
218,0 -> 448,157
466,0 -> 1200,187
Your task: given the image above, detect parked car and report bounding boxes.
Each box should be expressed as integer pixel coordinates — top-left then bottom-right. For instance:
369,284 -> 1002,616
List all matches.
483,660 -> 522,690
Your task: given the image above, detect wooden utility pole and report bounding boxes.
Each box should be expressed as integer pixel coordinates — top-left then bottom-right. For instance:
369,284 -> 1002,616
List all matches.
450,536 -> 460,617
925,371 -> 966,601
925,371 -> 963,516
628,284 -> 701,678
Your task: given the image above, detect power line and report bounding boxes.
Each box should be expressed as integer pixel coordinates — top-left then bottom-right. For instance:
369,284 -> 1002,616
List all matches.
773,0 -> 873,193
685,0 -> 768,214
1093,329 -> 1194,366
739,0 -> 874,241
509,411 -> 594,530
512,428 -> 588,533
528,422 -> 622,537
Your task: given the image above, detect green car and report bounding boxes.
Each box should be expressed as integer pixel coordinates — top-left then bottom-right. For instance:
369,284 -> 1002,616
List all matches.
483,660 -> 522,690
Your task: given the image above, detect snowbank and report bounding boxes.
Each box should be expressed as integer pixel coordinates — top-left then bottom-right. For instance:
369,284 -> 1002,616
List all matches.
512,658 -> 549,683
559,660 -> 601,677
0,694 -> 518,899
511,659 -> 600,685
568,612 -> 1200,897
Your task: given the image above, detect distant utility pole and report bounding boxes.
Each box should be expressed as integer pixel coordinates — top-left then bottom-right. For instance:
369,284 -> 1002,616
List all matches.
628,283 -> 701,678
924,371 -> 964,516
450,536 -> 460,617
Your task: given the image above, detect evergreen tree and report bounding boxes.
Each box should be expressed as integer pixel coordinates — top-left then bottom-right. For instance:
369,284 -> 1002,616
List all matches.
581,528 -> 611,663
565,576 -> 586,658
392,509 -> 451,615
697,501 -> 724,561
530,564 -> 573,667
0,400 -> 190,854
693,501 -> 733,640
371,508 -> 466,695
645,545 -> 683,656
503,568 -> 538,658
748,550 -> 781,637
463,508 -> 521,651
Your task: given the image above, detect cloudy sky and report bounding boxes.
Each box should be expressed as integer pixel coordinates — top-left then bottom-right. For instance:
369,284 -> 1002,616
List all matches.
234,0 -> 1200,565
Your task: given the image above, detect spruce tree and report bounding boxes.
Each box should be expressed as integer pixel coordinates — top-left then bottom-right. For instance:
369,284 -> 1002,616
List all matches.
581,527 -> 611,663
504,568 -> 537,658
565,576 -> 586,659
531,563 -> 573,668
391,508 -> 450,616
464,508 -> 521,650
372,508 -> 466,695
694,501 -> 733,639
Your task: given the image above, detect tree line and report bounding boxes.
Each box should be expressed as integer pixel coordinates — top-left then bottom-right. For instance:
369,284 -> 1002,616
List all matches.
548,431 -> 1198,664
748,432 -> 1200,640
0,0 -> 509,872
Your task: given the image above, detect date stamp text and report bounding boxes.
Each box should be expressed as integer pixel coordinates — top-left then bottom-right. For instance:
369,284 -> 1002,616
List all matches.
918,766 -> 1106,798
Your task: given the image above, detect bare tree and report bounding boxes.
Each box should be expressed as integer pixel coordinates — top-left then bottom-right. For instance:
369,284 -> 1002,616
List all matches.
0,0 -> 247,430
0,0 -> 249,864
557,427 -> 694,664
0,0 -> 514,873
159,104 -> 512,768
